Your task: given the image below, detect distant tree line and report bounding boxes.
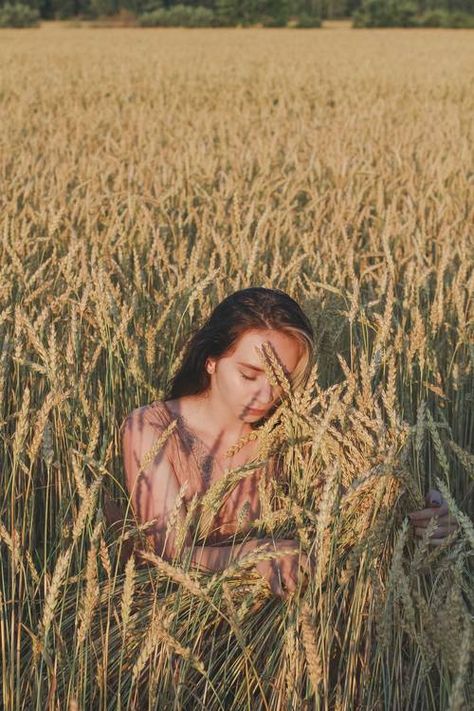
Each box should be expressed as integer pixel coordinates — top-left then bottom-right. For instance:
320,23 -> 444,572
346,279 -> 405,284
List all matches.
354,0 -> 474,26
0,0 -> 472,26
0,0 -> 331,20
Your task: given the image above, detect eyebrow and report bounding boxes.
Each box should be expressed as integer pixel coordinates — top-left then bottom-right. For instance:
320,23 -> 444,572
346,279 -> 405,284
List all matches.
237,361 -> 265,372
238,360 -> 291,375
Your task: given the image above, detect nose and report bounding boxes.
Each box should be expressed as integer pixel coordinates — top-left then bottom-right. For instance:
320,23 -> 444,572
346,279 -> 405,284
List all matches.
255,380 -> 275,406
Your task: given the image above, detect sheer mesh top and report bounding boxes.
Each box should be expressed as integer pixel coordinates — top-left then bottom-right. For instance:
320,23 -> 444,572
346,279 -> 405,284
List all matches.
120,399 -> 280,543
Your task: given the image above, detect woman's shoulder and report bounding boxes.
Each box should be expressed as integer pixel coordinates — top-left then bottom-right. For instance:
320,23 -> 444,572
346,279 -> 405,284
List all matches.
119,399 -> 175,437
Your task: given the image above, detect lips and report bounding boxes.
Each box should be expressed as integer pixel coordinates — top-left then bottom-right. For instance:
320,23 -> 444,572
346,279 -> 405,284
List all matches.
248,407 -> 266,415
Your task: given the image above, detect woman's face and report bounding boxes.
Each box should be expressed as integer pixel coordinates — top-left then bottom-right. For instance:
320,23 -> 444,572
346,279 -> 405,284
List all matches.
206,328 -> 304,422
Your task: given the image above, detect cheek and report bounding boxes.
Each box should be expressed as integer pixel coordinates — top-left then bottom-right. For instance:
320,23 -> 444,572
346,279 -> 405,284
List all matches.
232,372 -> 256,397
217,366 -> 243,393
234,373 -> 252,392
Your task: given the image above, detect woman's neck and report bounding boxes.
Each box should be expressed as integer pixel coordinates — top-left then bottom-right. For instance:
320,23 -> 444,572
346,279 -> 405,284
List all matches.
171,393 -> 253,447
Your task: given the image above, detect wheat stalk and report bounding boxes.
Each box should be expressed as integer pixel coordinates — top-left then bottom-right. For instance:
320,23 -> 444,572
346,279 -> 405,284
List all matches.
300,602 -> 322,693
38,546 -> 72,642
76,545 -> 99,647
132,608 -> 205,682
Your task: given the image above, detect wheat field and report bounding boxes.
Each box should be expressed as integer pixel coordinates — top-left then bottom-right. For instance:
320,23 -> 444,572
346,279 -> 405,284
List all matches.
0,23 -> 473,710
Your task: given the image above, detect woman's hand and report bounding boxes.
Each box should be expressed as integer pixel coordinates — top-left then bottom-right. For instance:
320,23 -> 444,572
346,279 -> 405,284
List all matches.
408,488 -> 459,545
253,539 -> 316,600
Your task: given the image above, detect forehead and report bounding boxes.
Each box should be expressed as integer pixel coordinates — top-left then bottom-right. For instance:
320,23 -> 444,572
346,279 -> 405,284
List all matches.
229,328 -> 303,372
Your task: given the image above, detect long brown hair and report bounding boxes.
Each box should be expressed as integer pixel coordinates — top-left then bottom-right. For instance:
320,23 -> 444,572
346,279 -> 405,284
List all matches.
164,287 -> 314,411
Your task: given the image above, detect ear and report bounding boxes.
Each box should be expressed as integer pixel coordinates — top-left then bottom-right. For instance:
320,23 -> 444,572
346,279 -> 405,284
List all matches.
206,359 -> 216,374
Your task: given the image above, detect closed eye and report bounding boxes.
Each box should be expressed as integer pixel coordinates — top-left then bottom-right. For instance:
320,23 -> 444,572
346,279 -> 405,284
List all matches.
240,372 -> 256,381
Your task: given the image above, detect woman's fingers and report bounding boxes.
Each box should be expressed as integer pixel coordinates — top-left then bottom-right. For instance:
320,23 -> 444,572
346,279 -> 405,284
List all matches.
414,525 -> 458,539
280,544 -> 316,576
262,543 -> 317,599
283,570 -> 298,594
408,488 -> 460,548
408,502 -> 449,522
279,558 -> 305,597
426,536 -> 454,546
269,560 -> 286,598
410,512 -> 457,528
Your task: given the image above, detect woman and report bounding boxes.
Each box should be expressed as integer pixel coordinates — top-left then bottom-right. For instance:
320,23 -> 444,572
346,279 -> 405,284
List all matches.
114,287 -> 458,599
